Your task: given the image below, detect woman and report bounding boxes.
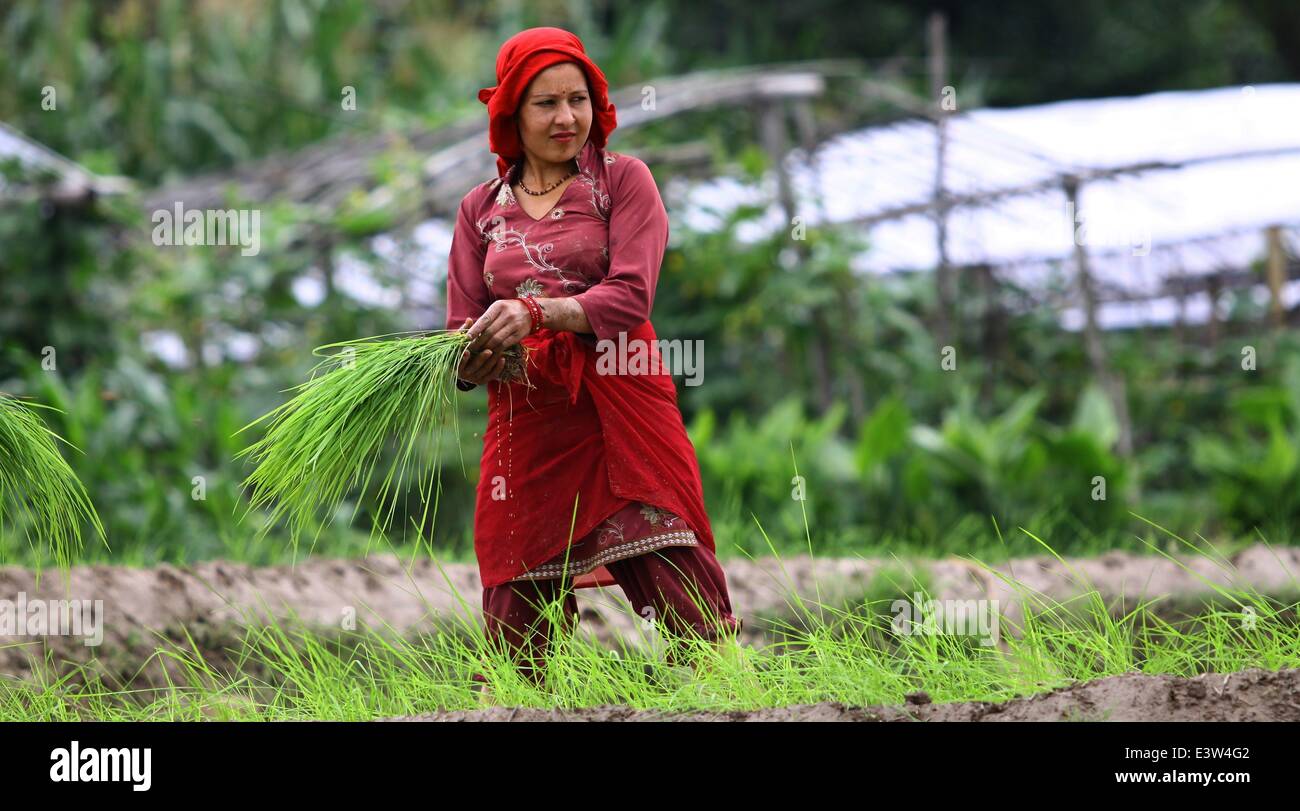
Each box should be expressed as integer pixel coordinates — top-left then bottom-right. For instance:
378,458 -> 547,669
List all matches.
444,27 -> 743,698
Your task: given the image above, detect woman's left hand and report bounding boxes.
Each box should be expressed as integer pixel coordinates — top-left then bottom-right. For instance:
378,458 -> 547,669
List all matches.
466,298 -> 534,356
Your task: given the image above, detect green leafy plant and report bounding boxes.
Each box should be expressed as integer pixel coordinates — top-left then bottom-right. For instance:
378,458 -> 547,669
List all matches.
1040,383 -> 1131,521
689,396 -> 858,548
910,387 -> 1048,517
1192,358 -> 1300,533
0,393 -> 106,569
910,383 -> 1131,526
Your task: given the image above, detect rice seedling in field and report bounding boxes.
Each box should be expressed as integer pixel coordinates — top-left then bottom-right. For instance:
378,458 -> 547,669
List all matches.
0,393 -> 106,570
6,527 -> 1300,721
236,330 -> 528,551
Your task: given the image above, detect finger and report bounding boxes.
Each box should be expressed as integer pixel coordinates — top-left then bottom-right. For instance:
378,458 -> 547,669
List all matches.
467,310 -> 497,351
460,342 -> 482,368
481,319 -> 519,355
459,318 -> 475,366
457,351 -> 478,377
458,349 -> 480,378
463,350 -> 486,376
475,351 -> 500,383
465,349 -> 494,377
457,343 -> 486,373
491,355 -> 507,380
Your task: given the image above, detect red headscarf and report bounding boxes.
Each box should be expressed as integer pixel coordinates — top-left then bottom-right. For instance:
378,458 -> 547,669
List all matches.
477,27 -> 619,178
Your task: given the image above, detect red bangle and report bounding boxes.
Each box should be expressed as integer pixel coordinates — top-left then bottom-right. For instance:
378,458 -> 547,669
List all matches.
518,295 -> 543,334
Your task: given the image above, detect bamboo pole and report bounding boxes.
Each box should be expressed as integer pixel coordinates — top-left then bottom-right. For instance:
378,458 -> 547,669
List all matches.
1065,176 -> 1133,456
929,11 -> 954,350
1266,225 -> 1286,329
759,100 -> 833,414
1205,274 -> 1222,348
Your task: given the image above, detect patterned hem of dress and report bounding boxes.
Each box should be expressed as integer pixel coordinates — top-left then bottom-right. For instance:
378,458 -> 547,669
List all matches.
507,530 -> 700,582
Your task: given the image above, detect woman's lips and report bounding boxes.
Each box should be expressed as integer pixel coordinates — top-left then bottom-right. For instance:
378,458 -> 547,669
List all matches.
551,133 -> 575,141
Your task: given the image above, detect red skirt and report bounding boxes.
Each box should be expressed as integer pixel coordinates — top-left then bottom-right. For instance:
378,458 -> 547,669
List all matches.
471,322 -> 716,589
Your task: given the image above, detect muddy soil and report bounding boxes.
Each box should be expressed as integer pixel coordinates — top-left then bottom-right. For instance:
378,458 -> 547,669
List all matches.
2,544 -> 1297,688
385,666 -> 1300,721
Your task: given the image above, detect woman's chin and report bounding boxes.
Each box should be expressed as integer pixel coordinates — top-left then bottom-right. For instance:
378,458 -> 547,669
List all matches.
542,139 -> 581,161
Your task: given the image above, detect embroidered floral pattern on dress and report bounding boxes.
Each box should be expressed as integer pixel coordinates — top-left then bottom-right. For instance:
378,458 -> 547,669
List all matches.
483,270 -> 494,287
639,503 -> 678,527
510,530 -> 699,581
483,222 -> 590,294
495,178 -> 516,209
596,517 -> 626,546
476,214 -> 506,246
515,278 -> 544,298
573,146 -> 612,220
550,207 -> 565,220
504,493 -> 700,584
575,173 -> 611,220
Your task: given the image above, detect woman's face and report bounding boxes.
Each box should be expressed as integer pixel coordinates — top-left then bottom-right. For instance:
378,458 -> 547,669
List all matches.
515,62 -> 592,169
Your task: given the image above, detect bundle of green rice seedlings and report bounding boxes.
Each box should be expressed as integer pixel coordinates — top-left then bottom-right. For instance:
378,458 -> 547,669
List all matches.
0,393 -> 106,570
237,330 -> 529,550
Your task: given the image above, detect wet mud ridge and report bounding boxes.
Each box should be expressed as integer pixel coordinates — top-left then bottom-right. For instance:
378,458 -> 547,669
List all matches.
386,666 -> 1300,721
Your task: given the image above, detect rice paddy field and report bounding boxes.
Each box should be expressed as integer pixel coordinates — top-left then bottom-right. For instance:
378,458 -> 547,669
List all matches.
4,1 -> 1300,750
4,514 -> 1299,722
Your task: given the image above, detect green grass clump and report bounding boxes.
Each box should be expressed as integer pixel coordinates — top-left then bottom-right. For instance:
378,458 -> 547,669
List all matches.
236,330 -> 526,552
0,393 -> 106,570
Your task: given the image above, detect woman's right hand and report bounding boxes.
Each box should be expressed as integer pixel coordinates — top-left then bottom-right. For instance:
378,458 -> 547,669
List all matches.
456,317 -> 507,384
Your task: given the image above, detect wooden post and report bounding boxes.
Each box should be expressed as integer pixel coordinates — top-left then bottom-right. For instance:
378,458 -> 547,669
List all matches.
1173,273 -> 1188,349
791,97 -> 827,225
793,96 -> 867,424
759,101 -> 797,225
791,98 -> 818,156
1064,176 -> 1133,456
1266,225 -> 1286,329
976,263 -> 1009,403
1172,272 -> 1189,384
759,100 -> 833,413
1205,273 -> 1222,348
929,11 -> 955,350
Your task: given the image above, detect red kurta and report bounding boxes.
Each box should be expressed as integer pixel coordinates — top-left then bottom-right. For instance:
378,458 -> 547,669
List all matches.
445,138 -> 715,590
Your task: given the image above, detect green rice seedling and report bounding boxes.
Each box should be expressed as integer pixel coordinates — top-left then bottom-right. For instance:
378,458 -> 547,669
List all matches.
0,393 -> 106,571
236,330 -> 528,552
